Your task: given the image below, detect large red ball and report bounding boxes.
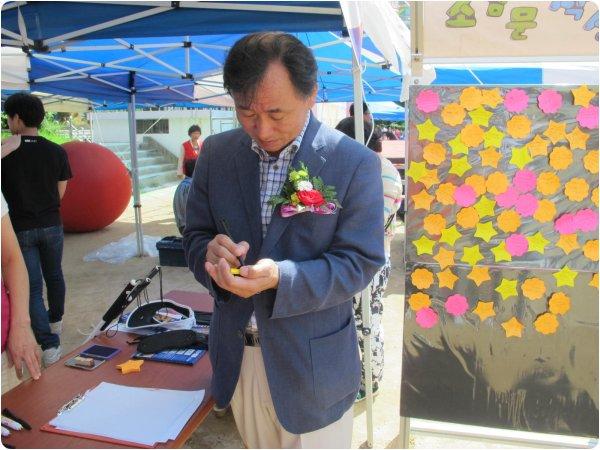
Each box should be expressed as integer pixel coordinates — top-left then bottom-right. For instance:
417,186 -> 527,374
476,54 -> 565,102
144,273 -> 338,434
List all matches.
60,141 -> 132,232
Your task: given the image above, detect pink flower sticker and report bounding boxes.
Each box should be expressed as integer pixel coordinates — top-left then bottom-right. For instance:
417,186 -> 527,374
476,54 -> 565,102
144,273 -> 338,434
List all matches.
416,307 -> 438,329
554,213 -> 578,234
445,294 -> 469,317
537,89 -> 563,114
495,187 -> 519,208
574,208 -> 599,232
513,169 -> 537,193
506,233 -> 529,256
515,193 -> 538,217
416,89 -> 440,113
454,184 -> 477,207
577,105 -> 599,129
504,89 -> 529,113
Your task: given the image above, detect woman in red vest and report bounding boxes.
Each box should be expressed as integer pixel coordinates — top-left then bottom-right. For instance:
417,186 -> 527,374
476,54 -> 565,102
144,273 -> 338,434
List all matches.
178,125 -> 203,178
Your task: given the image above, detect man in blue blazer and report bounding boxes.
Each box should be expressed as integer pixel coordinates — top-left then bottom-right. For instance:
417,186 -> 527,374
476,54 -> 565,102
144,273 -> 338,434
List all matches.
183,32 -> 385,448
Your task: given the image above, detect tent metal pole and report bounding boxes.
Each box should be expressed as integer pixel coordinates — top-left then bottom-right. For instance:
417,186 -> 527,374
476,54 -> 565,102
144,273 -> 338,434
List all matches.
127,73 -> 144,257
353,50 -> 374,449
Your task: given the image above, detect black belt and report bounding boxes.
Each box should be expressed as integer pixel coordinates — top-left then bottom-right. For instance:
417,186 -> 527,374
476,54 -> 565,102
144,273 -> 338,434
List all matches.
244,329 -> 260,347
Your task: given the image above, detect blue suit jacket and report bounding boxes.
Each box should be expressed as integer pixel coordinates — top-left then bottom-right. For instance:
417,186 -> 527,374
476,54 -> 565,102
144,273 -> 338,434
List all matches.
183,114 -> 385,434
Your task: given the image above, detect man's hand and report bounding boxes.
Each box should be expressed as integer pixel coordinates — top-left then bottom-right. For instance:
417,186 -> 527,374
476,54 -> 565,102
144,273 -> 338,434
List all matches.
1,135 -> 21,158
205,258 -> 279,298
206,234 -> 249,267
7,322 -> 41,380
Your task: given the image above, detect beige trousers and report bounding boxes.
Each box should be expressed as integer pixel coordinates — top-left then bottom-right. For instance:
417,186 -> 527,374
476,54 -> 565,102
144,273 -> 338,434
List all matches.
230,346 -> 354,449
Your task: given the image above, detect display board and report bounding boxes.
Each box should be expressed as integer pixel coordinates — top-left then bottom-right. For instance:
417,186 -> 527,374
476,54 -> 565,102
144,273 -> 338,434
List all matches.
401,85 -> 599,437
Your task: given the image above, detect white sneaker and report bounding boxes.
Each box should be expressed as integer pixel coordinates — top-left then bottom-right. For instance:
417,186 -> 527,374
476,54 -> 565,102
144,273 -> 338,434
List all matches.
49,320 -> 63,336
42,346 -> 62,367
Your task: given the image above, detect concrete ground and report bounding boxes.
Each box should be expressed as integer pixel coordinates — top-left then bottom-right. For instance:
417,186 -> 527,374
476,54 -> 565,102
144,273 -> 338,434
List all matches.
1,185 -> 583,449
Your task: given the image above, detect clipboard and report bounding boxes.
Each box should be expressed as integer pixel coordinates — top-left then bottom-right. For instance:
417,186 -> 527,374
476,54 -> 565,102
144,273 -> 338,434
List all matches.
40,423 -> 155,448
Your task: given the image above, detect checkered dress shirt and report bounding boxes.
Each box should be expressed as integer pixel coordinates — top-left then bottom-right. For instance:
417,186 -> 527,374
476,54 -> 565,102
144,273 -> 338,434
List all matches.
251,113 -> 311,237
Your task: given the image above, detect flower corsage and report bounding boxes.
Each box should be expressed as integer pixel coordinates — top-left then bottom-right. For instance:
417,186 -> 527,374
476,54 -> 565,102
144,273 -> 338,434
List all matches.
268,163 -> 340,217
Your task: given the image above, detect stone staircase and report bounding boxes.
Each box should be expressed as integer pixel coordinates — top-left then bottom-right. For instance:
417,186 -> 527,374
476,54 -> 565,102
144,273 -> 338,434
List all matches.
102,137 -> 179,192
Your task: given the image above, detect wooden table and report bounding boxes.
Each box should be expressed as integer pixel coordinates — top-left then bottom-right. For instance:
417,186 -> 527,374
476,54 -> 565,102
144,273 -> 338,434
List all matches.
1,290 -> 214,449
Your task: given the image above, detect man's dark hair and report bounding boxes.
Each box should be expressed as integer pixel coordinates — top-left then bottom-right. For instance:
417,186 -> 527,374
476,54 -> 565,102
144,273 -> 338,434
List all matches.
183,158 -> 196,178
188,125 -> 201,135
335,117 -> 382,153
4,92 -> 45,128
223,32 -> 317,103
349,101 -> 369,116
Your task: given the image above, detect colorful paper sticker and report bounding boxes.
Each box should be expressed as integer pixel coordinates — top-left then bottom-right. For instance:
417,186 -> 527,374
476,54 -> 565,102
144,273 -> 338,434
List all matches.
448,134 -> 469,155
565,126 -> 590,150
513,169 -> 537,193
534,199 -> 557,223
496,187 -> 519,208
583,239 -> 599,261
548,292 -> 571,315
504,88 -> 529,113
526,134 -> 550,157
456,207 -> 479,229
454,185 -> 477,207
441,103 -> 466,126
423,213 -> 446,236
467,266 -> 491,286
479,147 -> 502,168
437,267 -> 458,289
416,119 -> 441,141
577,105 -> 599,129
461,244 -> 484,266
483,126 -> 505,148
416,89 -> 440,113
509,145 -> 533,169
549,146 -> 573,170
416,306 -> 438,329
413,235 -> 436,255
593,188 -> 599,208
553,266 -> 578,287
573,209 -> 599,232
420,168 -> 440,189
497,209 -> 521,233
564,178 -> 590,202
506,115 -> 532,139
515,193 -> 539,218
583,150 -> 598,174
495,278 -> 518,300
537,89 -> 563,114
556,233 -> 580,254
472,301 -> 496,321
407,161 -> 427,183
411,268 -> 435,290
544,121 -> 567,144
502,317 -> 525,338
464,174 -> 486,196
474,196 -> 496,218
422,142 -> 447,166
521,277 -> 546,300
590,273 -> 599,288
485,171 -> 509,195
439,225 -> 463,246
481,88 -> 503,108
571,84 -> 597,107
527,231 -> 550,254
433,246 -> 456,269
408,292 -> 431,311
435,182 -> 457,206
506,233 -> 529,257
460,124 -> 485,147
468,106 -> 494,127
474,221 -> 497,243
534,313 -> 559,335
448,156 -> 472,177
445,294 -> 469,317
459,86 -> 483,111
412,189 -> 435,210
536,171 -> 561,195
491,241 -> 512,262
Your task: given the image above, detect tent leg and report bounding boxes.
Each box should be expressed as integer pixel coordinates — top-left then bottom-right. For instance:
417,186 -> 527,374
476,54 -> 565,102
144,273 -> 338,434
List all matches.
399,416 -> 410,448
128,93 -> 144,257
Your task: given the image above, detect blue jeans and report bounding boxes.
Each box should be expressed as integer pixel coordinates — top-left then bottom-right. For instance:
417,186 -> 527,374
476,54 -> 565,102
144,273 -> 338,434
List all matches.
16,225 -> 65,350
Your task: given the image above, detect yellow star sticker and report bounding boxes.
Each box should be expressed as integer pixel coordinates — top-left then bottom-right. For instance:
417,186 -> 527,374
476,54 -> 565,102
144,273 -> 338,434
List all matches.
565,126 -> 590,150
437,267 -> 458,289
556,234 -> 579,255
526,134 -> 550,157
448,134 -> 469,155
543,120 -> 567,144
509,145 -> 532,169
467,266 -> 491,286
461,244 -> 484,266
553,266 -> 578,287
412,189 -> 434,210
474,222 -> 497,243
420,168 -> 440,189
407,161 -> 427,183
469,106 -> 494,127
474,196 -> 496,218
502,317 -> 525,338
472,301 -> 496,321
439,225 -> 462,246
495,278 -> 518,300
483,126 -> 505,148
590,273 -> 599,289
527,232 -> 550,254
117,359 -> 144,374
433,247 -> 455,269
413,235 -> 436,255
448,156 -> 472,177
491,242 -> 512,262
416,119 -> 440,142
479,147 -> 502,168
571,84 -> 597,107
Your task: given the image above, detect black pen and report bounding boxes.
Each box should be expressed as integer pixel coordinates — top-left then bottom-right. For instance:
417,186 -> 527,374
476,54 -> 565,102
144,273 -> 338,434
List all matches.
219,218 -> 245,267
2,408 -> 30,431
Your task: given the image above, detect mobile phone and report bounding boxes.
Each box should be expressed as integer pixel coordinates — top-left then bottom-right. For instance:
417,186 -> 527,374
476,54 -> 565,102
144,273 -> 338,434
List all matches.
80,344 -> 121,360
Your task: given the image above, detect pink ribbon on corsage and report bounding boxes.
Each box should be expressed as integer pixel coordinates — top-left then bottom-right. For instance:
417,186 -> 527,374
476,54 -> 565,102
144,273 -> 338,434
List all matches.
280,202 -> 337,218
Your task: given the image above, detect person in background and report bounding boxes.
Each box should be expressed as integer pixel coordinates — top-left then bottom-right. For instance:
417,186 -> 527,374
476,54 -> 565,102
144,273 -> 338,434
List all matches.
178,125 -> 203,178
334,117 -> 403,401
335,101 -> 372,136
173,158 -> 196,234
1,93 -> 72,367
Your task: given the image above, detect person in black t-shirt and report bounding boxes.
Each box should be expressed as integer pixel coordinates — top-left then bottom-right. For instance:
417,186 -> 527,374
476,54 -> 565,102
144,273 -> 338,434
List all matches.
1,93 -> 72,368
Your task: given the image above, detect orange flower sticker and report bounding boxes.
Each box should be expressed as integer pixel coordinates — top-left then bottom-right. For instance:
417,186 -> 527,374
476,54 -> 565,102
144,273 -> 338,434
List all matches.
408,292 -> 431,311
593,187 -> 599,207
497,210 -> 521,233
536,172 -> 561,196
533,199 -> 557,223
441,103 -> 466,126
583,150 -> 598,174
464,174 -> 486,196
548,292 -> 571,315
411,268 -> 434,290
564,178 -> 590,202
423,142 -> 447,166
459,87 -> 483,111
435,182 -> 456,206
460,124 -> 485,147
485,171 -> 509,195
506,115 -> 532,139
549,146 -> 573,170
456,207 -> 479,229
423,213 -> 447,236
583,240 -> 599,261
481,88 -> 503,108
521,278 -> 546,300
534,313 -> 559,335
